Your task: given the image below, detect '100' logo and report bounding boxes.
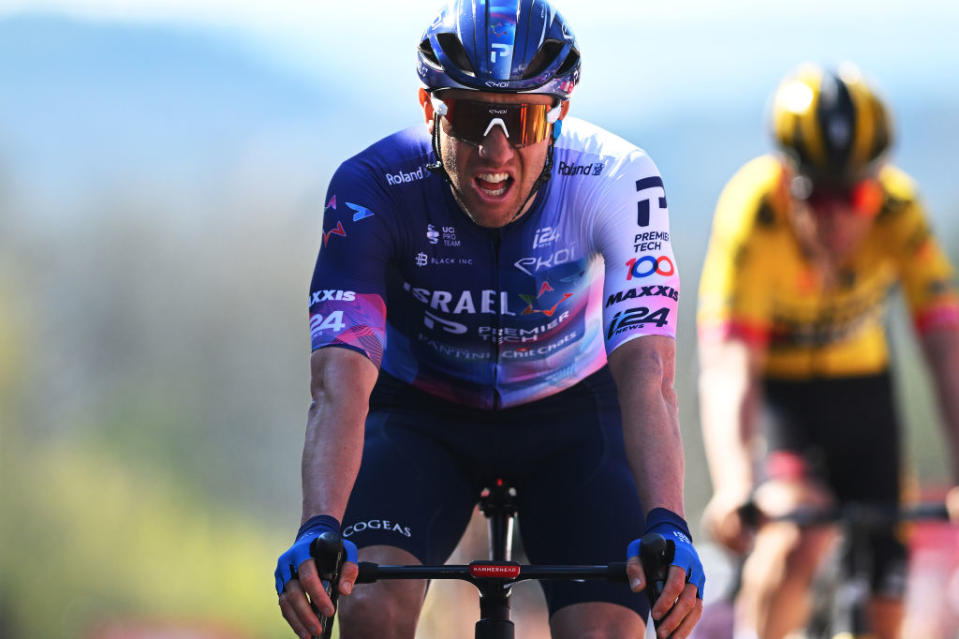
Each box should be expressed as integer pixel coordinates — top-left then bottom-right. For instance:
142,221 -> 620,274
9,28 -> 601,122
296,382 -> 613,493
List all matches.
625,256 -> 674,280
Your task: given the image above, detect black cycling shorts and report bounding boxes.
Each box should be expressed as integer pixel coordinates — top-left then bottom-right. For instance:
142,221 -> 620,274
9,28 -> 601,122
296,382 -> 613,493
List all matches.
341,366 -> 650,619
762,372 -> 907,596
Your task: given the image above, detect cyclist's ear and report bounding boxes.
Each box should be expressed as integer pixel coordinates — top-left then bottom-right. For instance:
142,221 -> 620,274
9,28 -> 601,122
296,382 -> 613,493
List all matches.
419,88 -> 434,131
558,99 -> 570,121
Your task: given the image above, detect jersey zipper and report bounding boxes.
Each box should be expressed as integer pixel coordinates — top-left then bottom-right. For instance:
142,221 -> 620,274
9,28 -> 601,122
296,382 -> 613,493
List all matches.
491,228 -> 503,410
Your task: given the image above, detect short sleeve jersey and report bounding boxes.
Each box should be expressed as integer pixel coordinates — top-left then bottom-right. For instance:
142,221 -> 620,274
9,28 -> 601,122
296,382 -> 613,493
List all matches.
308,117 -> 679,409
698,155 -> 959,379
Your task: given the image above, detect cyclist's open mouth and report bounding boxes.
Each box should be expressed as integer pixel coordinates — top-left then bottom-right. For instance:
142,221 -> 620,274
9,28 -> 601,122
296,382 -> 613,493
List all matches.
474,172 -> 514,199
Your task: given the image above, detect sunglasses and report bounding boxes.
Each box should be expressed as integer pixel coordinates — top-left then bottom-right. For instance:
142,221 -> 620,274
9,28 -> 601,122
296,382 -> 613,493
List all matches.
793,176 -> 884,219
431,96 -> 562,148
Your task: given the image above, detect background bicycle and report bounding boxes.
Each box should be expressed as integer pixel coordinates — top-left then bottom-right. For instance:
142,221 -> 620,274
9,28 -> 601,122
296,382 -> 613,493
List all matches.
692,492 -> 959,639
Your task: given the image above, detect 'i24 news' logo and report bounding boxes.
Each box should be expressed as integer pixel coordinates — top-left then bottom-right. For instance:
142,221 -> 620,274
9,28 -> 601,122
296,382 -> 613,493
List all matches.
310,311 -> 346,335
606,306 -> 670,339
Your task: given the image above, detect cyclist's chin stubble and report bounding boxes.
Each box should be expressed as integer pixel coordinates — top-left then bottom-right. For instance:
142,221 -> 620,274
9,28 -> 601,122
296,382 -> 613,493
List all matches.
442,136 -> 544,229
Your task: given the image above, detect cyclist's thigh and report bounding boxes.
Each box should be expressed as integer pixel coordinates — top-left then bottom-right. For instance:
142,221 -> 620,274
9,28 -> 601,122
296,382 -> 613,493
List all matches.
761,377 -> 820,483
820,373 -> 906,597
819,373 -> 901,503
338,545 -> 427,639
549,601 -> 646,639
342,373 -> 477,566
513,368 -> 649,622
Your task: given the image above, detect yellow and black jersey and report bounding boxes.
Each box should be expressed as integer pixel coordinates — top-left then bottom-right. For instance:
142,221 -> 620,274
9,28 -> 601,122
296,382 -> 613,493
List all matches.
698,155 -> 959,379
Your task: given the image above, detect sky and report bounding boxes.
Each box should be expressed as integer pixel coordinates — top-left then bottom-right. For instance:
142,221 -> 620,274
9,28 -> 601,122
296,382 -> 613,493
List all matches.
0,0 -> 953,251
6,0 -> 959,113
2,0 -> 957,219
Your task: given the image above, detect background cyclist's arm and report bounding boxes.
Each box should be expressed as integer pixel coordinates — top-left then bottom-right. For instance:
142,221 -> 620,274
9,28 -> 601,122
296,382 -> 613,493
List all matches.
695,159 -> 780,552
697,334 -> 764,553
919,327 -> 959,482
881,170 -> 959,479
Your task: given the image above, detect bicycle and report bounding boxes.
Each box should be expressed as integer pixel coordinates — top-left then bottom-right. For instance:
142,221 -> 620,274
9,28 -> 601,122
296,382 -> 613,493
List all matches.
307,480 -> 677,639
696,498 -> 958,639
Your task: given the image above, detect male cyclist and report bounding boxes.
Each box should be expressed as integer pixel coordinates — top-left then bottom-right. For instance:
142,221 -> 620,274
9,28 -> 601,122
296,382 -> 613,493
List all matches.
697,63 -> 959,639
274,1 -> 704,638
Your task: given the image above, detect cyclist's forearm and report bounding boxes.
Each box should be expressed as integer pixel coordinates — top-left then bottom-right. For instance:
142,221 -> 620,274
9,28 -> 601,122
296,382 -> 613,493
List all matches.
698,338 -> 761,497
609,336 -> 686,516
921,328 -> 959,482
300,347 -> 379,524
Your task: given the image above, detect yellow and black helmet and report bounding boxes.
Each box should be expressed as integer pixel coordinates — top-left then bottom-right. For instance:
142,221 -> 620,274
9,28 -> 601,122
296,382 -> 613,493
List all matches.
771,63 -> 892,185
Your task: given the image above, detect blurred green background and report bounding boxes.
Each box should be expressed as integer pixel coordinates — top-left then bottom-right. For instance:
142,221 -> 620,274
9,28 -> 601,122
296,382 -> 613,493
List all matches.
1,1 -> 957,637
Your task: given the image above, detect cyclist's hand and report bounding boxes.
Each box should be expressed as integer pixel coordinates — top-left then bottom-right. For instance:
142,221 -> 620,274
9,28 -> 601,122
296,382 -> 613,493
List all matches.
627,509 -> 705,639
702,491 -> 752,554
275,516 -> 358,638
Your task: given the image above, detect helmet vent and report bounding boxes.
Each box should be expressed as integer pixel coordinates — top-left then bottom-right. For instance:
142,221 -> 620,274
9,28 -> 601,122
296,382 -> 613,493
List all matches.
436,32 -> 476,77
556,46 -> 580,77
418,38 -> 441,68
523,39 -> 565,79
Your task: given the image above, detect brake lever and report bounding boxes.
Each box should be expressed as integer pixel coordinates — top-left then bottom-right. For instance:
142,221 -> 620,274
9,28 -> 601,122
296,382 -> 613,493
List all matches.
309,532 -> 346,639
639,532 -> 676,637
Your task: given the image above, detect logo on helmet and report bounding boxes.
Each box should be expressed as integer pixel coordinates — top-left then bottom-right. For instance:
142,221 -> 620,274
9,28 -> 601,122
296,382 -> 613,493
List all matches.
490,43 -> 512,63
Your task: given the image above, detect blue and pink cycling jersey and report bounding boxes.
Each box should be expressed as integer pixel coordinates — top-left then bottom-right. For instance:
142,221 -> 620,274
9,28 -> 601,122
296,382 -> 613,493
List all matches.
309,117 -> 679,409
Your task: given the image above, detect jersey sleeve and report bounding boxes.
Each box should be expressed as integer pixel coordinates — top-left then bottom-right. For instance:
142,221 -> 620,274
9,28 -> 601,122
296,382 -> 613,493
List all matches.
879,169 -> 959,333
308,159 -> 393,367
696,158 -> 780,346
593,152 -> 680,353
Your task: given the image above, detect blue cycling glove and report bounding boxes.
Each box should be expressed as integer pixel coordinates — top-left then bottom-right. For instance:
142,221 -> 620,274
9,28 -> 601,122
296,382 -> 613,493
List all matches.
275,515 -> 359,596
627,508 -> 705,599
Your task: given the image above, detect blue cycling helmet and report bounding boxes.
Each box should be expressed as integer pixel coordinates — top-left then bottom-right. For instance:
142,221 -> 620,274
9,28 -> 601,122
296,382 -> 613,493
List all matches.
417,0 -> 581,99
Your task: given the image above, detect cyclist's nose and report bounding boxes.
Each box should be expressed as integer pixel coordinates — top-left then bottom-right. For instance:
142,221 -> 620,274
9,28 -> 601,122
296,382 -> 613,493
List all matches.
478,125 -> 515,163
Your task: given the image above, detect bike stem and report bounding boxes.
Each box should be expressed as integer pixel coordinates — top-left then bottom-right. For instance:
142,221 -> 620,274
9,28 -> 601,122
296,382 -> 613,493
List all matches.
478,481 -> 519,638
475,578 -> 515,639
480,480 -> 518,562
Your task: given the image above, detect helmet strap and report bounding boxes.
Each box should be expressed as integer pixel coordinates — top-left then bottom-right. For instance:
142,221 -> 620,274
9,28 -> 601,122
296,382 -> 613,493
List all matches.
426,112 -> 448,178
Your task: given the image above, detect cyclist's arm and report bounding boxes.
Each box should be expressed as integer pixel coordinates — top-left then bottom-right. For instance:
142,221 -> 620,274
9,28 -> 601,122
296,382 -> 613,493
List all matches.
302,346 -> 379,523
919,327 -> 959,482
699,335 -> 763,497
608,335 -> 684,515
279,155 -> 392,635
609,335 -> 703,634
886,180 -> 959,481
695,161 -> 777,551
277,347 -> 376,637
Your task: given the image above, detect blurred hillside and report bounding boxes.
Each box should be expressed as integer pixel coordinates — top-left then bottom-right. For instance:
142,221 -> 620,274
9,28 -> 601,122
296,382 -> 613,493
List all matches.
1,11 -> 957,638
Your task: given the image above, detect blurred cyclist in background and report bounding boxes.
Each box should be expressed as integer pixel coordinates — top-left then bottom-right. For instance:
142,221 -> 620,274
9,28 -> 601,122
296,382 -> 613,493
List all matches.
274,1 -> 704,637
696,62 -> 959,639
